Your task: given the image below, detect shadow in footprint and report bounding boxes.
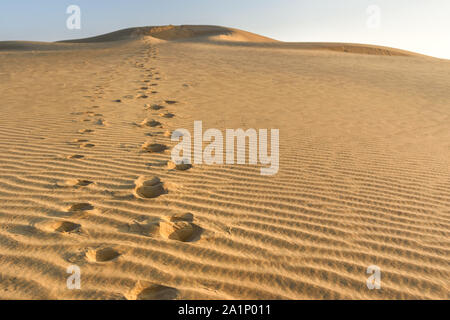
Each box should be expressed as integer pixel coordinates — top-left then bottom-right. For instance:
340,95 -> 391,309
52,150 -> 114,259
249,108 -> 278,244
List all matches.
159,221 -> 202,242
75,180 -> 93,187
167,161 -> 192,171
86,247 -> 121,262
72,139 -> 89,143
126,282 -> 179,300
36,220 -> 81,233
67,154 -> 85,159
57,179 -> 93,188
159,213 -> 202,242
134,176 -> 166,199
68,203 -> 94,212
78,129 -> 94,134
145,160 -> 168,167
53,221 -> 81,233
95,119 -> 107,126
141,142 -> 167,153
159,112 -> 174,118
146,104 -> 164,110
139,119 -> 161,127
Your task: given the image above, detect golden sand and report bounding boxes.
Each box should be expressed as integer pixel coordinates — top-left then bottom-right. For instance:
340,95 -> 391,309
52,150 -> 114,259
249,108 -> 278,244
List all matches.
0,25 -> 448,299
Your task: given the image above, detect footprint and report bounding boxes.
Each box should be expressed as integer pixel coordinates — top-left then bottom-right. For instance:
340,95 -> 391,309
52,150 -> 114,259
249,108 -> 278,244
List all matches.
159,112 -> 174,118
86,247 -> 120,262
126,282 -> 179,300
137,94 -> 148,99
167,160 -> 192,171
54,221 -> 81,233
169,212 -> 194,222
72,139 -> 89,143
141,142 -> 167,153
134,176 -> 166,199
59,179 -> 93,187
160,213 -> 201,242
159,221 -> 195,242
67,154 -> 85,159
38,220 -> 81,233
73,179 -> 93,187
145,104 -> 164,110
124,219 -> 160,237
68,203 -> 94,212
170,130 -> 185,138
95,119 -> 107,126
139,118 -> 161,127
78,129 -> 94,134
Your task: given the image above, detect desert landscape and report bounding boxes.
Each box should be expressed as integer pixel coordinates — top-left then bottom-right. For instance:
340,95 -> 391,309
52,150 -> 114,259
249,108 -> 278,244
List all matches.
0,25 -> 448,299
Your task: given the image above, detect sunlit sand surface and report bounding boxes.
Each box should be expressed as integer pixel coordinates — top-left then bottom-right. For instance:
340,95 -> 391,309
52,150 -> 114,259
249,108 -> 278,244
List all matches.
0,25 -> 448,299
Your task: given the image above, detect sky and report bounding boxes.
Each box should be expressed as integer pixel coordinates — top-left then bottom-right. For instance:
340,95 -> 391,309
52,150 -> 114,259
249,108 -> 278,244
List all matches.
0,0 -> 449,59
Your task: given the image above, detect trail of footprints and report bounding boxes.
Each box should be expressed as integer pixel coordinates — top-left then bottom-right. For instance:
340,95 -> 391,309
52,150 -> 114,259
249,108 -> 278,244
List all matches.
52,44 -> 196,299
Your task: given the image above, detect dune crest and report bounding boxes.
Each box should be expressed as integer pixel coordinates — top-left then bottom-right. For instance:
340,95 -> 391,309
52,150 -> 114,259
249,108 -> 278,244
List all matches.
60,25 -> 277,43
0,25 -> 431,58
55,25 -> 428,57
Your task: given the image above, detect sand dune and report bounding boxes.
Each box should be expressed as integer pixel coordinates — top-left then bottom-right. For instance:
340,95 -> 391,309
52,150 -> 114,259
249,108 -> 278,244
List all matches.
57,25 -> 424,57
59,25 -> 277,43
0,26 -> 449,299
2,25 -> 423,57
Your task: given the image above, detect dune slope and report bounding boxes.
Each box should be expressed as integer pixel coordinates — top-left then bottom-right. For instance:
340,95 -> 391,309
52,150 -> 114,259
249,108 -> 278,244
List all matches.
0,28 -> 448,300
59,25 -> 277,43
58,25 -> 421,57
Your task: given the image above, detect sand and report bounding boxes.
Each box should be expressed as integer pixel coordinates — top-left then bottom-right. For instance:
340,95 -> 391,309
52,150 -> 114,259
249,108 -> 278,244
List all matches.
0,25 -> 448,299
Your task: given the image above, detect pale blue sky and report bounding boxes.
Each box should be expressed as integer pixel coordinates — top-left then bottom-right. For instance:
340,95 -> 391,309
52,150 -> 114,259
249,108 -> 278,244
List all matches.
0,0 -> 449,58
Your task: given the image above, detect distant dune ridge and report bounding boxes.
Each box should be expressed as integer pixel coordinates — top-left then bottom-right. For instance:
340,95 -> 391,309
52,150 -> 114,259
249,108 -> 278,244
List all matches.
1,25 -> 427,57
59,25 -> 278,43
0,25 -> 449,299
